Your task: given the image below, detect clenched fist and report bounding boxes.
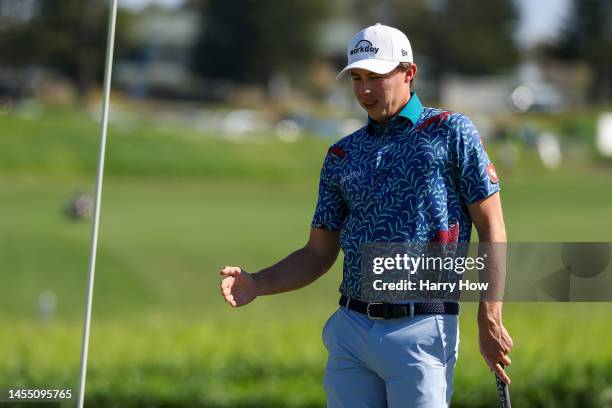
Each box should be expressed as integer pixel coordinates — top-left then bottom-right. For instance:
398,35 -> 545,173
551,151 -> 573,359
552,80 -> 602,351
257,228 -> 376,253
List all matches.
219,266 -> 258,307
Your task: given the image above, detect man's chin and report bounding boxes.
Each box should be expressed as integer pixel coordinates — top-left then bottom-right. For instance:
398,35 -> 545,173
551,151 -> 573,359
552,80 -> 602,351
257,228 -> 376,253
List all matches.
368,113 -> 388,123
366,109 -> 381,119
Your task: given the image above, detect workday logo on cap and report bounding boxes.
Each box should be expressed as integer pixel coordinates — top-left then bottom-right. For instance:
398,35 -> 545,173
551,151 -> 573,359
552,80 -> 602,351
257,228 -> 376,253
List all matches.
337,23 -> 413,79
350,40 -> 379,56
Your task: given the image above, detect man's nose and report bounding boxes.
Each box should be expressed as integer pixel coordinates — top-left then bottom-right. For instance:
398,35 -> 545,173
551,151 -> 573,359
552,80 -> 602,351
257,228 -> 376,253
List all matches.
359,80 -> 371,95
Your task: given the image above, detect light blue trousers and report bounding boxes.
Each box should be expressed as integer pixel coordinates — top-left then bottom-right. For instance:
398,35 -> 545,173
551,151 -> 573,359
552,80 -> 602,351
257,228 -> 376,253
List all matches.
322,305 -> 459,408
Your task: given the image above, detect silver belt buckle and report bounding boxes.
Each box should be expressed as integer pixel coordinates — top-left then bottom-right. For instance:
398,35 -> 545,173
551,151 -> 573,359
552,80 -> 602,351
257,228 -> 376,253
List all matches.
366,302 -> 384,319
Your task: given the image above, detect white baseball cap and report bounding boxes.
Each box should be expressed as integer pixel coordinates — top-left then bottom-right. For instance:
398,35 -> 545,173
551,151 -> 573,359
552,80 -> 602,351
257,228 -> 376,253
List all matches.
337,23 -> 413,79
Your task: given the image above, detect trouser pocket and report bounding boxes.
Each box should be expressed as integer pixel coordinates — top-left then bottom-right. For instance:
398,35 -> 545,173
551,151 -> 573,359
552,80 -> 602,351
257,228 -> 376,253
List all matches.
322,309 -> 338,350
434,314 -> 459,365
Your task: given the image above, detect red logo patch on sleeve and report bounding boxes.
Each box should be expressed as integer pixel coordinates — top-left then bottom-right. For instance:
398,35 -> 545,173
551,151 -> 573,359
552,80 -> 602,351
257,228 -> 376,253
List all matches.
486,163 -> 499,183
328,145 -> 346,162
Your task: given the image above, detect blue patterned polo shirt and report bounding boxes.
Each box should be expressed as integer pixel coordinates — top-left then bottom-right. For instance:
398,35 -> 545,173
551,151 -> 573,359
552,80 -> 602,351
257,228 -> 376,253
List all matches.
311,93 -> 500,300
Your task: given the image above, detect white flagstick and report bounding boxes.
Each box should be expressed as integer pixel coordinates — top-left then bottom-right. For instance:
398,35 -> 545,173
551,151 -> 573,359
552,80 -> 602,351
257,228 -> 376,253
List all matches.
77,0 -> 118,406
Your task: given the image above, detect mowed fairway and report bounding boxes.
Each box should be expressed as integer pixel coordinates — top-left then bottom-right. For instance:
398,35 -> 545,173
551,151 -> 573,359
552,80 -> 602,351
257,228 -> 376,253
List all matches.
1,107 -> 612,407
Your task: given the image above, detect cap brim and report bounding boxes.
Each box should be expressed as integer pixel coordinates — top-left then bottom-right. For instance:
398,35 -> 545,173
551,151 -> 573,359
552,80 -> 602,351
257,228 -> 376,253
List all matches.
336,59 -> 400,80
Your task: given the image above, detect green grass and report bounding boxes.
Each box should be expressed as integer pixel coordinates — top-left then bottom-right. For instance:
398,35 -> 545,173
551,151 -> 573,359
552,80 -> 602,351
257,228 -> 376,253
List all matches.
3,305 -> 612,407
1,106 -> 612,406
0,106 -> 326,180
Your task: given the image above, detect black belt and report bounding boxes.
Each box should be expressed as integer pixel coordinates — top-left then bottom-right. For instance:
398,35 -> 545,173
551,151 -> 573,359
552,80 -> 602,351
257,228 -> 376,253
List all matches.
339,295 -> 459,320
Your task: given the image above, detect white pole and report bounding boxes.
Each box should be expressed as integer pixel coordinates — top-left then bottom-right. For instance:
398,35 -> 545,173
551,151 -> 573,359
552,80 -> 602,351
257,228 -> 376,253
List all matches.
77,0 -> 118,406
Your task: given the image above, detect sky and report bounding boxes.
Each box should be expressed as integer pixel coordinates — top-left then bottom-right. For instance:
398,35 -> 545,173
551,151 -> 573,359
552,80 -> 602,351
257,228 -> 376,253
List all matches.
119,0 -> 571,48
514,0 -> 571,47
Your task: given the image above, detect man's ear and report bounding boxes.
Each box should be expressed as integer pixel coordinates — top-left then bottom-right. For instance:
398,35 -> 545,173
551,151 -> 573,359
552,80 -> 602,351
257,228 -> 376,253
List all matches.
404,63 -> 417,84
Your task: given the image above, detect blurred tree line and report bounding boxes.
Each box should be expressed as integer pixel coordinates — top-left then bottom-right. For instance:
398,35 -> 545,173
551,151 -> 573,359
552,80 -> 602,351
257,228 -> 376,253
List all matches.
0,0 -> 133,96
190,0 -> 329,86
348,0 -> 518,76
545,0 -> 612,104
0,0 -> 610,104
190,0 -> 519,86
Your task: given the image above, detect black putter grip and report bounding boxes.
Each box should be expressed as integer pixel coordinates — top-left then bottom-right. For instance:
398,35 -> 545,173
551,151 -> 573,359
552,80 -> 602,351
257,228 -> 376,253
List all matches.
495,363 -> 511,408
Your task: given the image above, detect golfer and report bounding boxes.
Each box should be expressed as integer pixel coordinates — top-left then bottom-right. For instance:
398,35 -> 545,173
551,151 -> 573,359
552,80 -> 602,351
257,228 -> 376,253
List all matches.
220,23 -> 513,407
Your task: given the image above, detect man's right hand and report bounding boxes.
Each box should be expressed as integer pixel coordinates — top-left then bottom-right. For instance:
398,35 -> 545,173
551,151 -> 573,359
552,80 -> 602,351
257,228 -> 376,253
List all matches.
220,266 -> 258,307
219,228 -> 340,307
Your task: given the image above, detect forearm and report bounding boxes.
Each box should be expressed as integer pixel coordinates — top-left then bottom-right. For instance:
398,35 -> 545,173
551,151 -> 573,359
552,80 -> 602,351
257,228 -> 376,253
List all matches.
469,193 -> 513,382
253,245 -> 336,296
478,300 -> 502,323
477,226 -> 507,322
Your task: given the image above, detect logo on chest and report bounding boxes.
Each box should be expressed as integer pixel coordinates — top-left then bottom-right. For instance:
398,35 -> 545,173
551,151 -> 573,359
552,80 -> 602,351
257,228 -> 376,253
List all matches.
341,170 -> 366,184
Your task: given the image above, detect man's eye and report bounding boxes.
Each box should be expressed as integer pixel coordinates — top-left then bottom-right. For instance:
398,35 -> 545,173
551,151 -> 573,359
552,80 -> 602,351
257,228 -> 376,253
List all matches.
351,77 -> 361,81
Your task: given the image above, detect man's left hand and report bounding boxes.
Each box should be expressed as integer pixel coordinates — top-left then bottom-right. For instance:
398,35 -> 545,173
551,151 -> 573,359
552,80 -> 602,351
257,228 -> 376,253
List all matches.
478,309 -> 513,384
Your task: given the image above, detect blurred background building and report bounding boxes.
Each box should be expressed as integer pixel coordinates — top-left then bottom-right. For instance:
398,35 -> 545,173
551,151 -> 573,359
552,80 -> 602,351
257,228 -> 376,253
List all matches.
0,1 -> 605,103
1,0 -> 611,156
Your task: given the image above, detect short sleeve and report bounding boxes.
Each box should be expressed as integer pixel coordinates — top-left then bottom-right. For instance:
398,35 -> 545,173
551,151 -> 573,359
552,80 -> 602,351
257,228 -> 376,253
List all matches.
311,147 -> 348,230
453,116 -> 500,204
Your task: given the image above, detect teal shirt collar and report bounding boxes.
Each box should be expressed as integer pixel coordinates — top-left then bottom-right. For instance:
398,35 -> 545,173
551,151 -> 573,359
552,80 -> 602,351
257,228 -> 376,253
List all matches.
367,92 -> 423,134
397,92 -> 423,124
